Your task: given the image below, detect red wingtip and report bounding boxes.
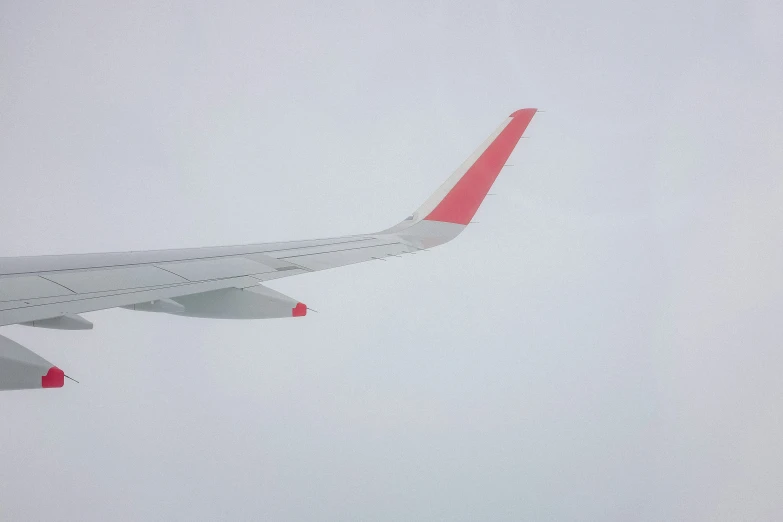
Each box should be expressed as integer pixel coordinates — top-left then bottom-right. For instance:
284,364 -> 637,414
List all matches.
292,302 -> 307,317
509,108 -> 537,118
41,366 -> 65,388
423,109 -> 537,225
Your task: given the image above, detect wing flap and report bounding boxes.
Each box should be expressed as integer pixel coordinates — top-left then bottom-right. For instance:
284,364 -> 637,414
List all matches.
0,276 -> 74,302
0,276 -> 260,327
156,257 -> 276,281
277,240 -> 415,271
0,236 -> 377,277
44,265 -> 185,294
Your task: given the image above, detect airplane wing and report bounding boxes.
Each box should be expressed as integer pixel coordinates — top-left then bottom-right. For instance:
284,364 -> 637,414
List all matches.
0,108 -> 537,390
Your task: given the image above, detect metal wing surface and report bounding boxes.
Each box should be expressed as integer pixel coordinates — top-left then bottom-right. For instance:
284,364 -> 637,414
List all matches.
0,109 -> 537,390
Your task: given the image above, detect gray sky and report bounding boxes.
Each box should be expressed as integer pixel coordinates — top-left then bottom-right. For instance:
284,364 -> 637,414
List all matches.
1,1 -> 783,520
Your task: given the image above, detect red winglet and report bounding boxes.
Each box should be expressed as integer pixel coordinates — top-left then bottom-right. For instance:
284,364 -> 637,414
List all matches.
292,302 -> 307,317
41,366 -> 65,388
424,108 -> 536,225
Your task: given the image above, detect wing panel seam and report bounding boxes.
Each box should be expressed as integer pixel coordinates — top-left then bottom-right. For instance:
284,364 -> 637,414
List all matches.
278,241 -> 401,259
37,275 -> 77,295
0,237 -> 380,278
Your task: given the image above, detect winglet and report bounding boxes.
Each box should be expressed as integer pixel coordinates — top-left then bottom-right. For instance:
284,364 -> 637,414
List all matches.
423,108 -> 536,225
381,109 -> 536,245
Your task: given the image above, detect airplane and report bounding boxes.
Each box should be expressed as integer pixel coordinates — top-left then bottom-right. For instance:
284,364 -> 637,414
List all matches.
0,109 -> 537,391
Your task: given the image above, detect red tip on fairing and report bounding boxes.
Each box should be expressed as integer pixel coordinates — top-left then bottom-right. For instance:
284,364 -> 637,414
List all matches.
41,366 -> 65,388
292,303 -> 307,317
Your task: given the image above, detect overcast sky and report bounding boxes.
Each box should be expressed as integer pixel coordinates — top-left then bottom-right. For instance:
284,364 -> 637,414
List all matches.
1,1 -> 783,520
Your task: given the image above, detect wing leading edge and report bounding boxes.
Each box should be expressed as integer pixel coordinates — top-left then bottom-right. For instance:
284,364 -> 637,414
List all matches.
0,108 -> 537,390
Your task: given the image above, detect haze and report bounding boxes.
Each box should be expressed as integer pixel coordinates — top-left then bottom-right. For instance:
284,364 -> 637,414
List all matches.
1,1 -> 783,520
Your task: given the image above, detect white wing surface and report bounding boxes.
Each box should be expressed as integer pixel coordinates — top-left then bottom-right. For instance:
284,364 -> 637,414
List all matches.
0,109 -> 537,390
